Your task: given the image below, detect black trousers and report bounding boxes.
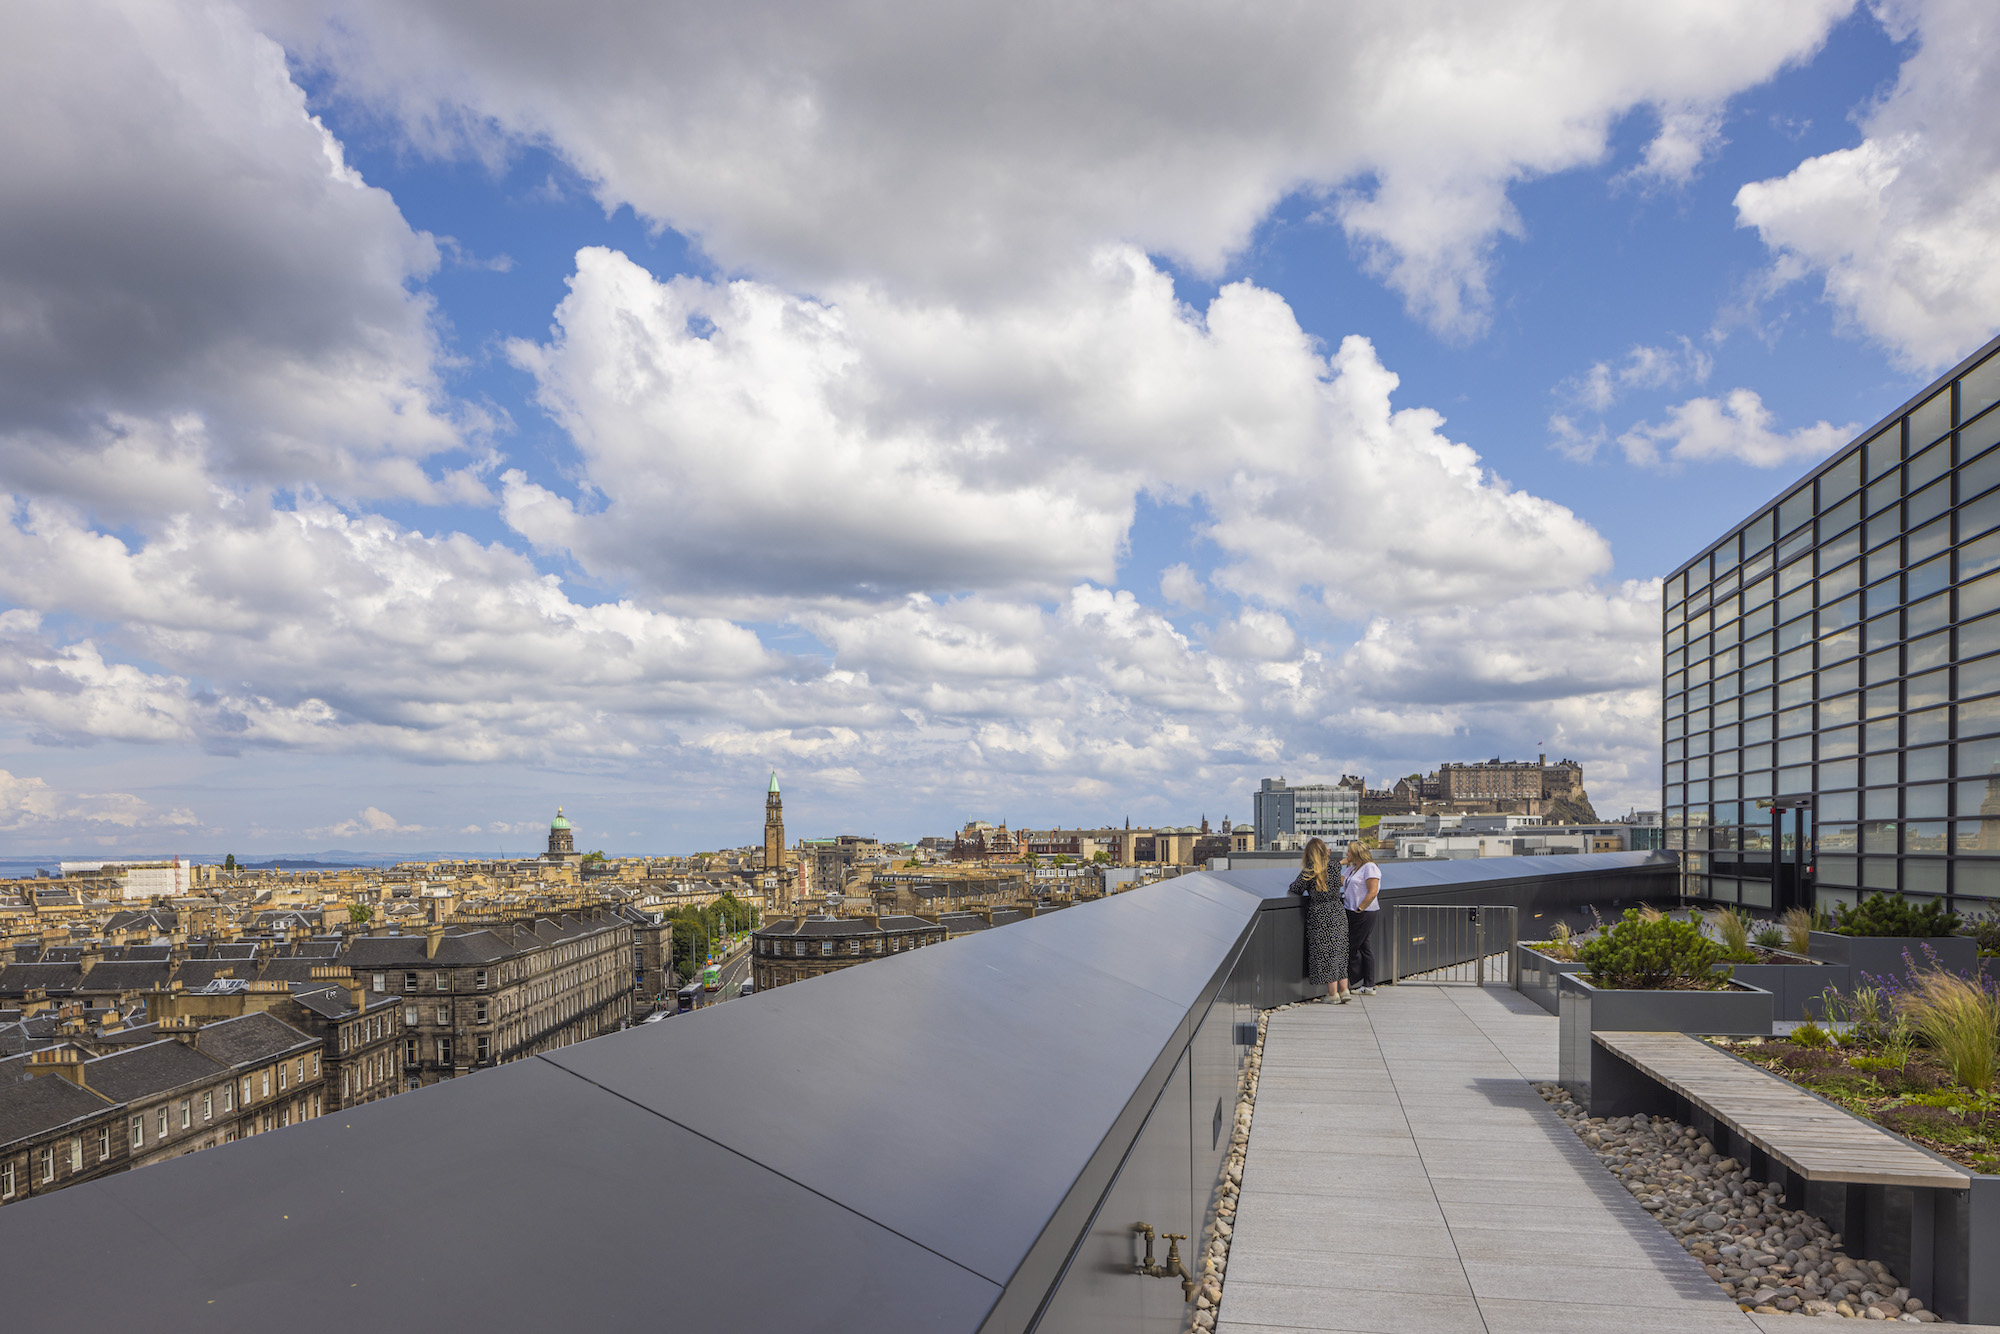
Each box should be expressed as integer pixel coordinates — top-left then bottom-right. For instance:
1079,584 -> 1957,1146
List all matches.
1346,910 -> 1377,987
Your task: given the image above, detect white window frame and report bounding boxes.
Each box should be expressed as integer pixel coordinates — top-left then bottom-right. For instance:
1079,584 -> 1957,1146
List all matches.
130,1116 -> 143,1149
372,972 -> 386,993
39,1147 -> 53,1184
157,1107 -> 168,1137
202,1091 -> 212,1122
1,1160 -> 12,1197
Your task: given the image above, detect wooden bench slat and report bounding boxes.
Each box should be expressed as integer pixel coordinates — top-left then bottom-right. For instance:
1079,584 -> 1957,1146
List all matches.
1592,1031 -> 1968,1192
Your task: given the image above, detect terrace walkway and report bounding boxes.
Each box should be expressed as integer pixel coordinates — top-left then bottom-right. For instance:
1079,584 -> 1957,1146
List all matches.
1217,984 -> 1756,1334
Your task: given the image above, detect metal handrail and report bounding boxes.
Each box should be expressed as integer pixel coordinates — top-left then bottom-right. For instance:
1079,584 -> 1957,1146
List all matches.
1387,903 -> 1519,985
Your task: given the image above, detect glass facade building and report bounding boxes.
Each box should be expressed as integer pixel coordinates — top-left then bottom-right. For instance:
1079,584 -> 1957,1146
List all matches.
1665,334 -> 2000,912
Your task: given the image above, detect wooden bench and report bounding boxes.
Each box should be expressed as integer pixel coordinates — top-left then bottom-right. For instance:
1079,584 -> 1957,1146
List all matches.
1592,1030 -> 1968,1191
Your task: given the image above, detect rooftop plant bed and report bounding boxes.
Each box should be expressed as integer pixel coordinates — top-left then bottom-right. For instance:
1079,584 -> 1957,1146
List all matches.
1578,909 -> 1733,990
1708,972 -> 2000,1175
1828,893 -> 1962,938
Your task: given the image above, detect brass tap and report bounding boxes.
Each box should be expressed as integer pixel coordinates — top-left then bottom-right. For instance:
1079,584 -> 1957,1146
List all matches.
1133,1223 -> 1196,1302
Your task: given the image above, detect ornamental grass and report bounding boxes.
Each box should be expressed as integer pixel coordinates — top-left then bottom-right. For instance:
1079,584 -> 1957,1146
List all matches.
1896,971 -> 2000,1092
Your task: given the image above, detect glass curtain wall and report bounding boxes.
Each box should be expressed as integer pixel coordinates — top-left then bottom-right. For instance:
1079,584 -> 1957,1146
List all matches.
1664,340 -> 2000,911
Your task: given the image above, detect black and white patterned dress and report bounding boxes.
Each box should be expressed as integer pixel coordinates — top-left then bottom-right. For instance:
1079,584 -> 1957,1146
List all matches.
1292,871 -> 1349,986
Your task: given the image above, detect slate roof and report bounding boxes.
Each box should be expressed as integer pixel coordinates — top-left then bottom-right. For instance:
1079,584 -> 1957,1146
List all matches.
0,963 -> 84,995
72,961 -> 173,994
170,960 -> 251,989
255,958 -> 336,984
191,1012 -> 317,1070
104,909 -> 178,933
290,986 -> 358,1019
81,1040 -> 230,1103
0,1072 -> 117,1148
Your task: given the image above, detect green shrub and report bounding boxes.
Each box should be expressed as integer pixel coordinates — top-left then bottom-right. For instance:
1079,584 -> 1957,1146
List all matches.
1968,913 -> 2000,957
1579,910 -> 1728,990
1754,925 -> 1785,950
1791,1020 -> 1834,1049
1832,892 -> 1962,938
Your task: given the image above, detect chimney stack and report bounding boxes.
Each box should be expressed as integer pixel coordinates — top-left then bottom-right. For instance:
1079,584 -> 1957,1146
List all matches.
25,1047 -> 87,1088
425,925 -> 444,959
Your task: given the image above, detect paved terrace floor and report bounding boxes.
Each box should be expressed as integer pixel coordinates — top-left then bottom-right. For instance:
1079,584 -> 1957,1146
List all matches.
1217,984 -> 1757,1334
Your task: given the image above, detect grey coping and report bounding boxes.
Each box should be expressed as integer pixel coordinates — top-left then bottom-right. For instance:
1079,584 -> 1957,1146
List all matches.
1210,849 -> 1677,897
1218,985 -> 1757,1334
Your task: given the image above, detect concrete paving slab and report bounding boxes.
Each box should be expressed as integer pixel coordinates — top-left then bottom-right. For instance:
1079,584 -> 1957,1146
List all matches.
1215,985 -> 1755,1334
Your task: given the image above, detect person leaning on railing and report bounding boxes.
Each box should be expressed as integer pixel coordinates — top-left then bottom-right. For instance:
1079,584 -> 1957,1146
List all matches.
1289,837 -> 1351,1004
1341,841 -> 1382,996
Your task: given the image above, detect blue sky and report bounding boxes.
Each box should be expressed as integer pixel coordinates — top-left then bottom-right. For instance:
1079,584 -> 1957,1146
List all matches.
2,0 -> 1997,858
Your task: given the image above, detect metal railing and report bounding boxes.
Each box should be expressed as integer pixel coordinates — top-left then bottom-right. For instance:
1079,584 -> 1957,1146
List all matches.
1387,904 -> 1518,985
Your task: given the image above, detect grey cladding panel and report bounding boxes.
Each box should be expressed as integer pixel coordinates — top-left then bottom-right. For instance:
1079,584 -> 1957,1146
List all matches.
543,888 -> 1239,1285
0,1056 -> 999,1333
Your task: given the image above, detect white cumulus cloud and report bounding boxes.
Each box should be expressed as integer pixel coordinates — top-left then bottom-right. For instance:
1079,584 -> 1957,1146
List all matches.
1735,0 -> 2000,369
1617,388 -> 1855,469
258,0 -> 1853,333
0,0 -> 472,518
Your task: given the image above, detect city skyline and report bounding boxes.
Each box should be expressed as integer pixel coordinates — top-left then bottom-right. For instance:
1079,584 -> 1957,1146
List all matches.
6,2 -> 2000,853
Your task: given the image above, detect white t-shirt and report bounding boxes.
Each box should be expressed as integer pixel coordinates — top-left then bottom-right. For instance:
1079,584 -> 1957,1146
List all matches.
1341,862 -> 1381,911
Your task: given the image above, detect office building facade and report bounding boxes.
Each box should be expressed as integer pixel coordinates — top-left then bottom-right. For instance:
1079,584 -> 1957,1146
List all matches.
1664,334 -> 2000,911
1252,778 -> 1361,851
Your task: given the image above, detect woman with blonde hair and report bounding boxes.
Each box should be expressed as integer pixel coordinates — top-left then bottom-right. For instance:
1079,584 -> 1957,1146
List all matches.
1289,837 -> 1350,1003
1341,840 -> 1382,995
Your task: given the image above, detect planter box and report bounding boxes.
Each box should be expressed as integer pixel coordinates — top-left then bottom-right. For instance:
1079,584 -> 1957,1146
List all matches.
1725,952 -> 1846,1022
1594,1035 -> 2000,1325
1806,931 -> 1977,981
1514,944 -> 1587,1015
1557,972 -> 1773,1106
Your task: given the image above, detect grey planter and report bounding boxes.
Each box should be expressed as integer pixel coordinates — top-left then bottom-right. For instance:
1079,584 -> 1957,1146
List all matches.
1515,944 -> 1587,1016
1724,952 -> 1845,1022
1557,972 -> 1773,1107
1806,931 -> 1977,981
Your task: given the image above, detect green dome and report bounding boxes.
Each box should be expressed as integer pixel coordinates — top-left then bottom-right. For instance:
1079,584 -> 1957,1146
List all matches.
551,806 -> 570,831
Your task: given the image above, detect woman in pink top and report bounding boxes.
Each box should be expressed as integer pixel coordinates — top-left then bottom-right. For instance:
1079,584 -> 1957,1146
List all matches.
1340,841 -> 1382,995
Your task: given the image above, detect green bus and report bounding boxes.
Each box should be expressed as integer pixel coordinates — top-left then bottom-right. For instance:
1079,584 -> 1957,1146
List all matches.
701,964 -> 722,992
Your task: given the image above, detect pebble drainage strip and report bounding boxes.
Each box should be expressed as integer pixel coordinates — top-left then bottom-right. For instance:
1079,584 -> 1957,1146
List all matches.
1190,999 -> 1322,1333
1534,1082 -> 1938,1322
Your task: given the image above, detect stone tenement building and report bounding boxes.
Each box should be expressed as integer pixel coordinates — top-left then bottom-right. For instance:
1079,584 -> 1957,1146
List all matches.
340,909 -> 634,1085
866,869 -> 1031,915
750,914 -> 946,991
0,907 -> 636,1210
1,1009 -> 327,1208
